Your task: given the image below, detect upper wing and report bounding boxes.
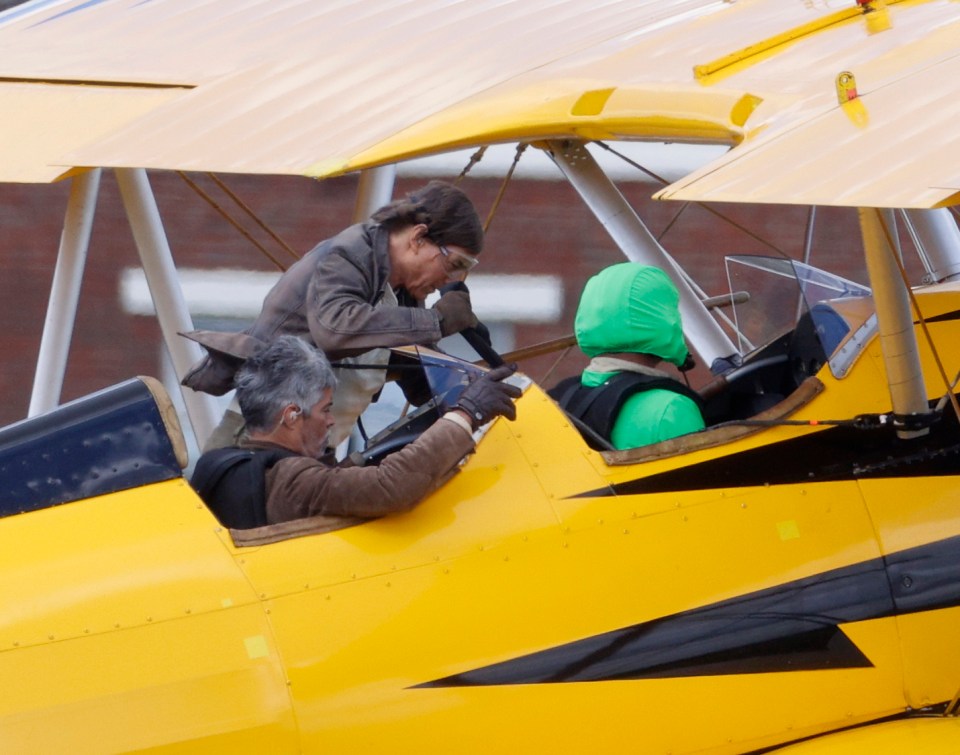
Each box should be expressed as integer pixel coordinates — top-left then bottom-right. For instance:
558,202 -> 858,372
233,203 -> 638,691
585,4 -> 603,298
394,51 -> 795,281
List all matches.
654,1 -> 960,209
1,0 -> 957,208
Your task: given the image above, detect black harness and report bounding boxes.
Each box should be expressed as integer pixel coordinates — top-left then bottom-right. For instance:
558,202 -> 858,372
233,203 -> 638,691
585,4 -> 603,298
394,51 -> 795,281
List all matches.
549,372 -> 705,449
190,446 -> 298,529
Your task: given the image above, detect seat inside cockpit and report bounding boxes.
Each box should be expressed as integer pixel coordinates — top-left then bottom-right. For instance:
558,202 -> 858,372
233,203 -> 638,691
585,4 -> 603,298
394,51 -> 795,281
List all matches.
551,256 -> 877,459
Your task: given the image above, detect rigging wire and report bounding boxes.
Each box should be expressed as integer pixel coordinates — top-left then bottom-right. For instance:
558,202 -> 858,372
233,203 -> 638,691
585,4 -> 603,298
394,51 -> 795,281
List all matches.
206,173 -> 300,263
656,201 -> 690,243
593,140 -> 789,257
795,206 -> 818,322
176,171 -> 292,272
453,144 -> 551,372
455,146 -> 487,183
483,143 -> 527,233
539,344 -> 575,386
593,140 -> 960,414
589,140 -> 765,345
652,202 -> 744,351
898,209 -> 936,283
801,206 -> 817,266
475,142 -> 560,381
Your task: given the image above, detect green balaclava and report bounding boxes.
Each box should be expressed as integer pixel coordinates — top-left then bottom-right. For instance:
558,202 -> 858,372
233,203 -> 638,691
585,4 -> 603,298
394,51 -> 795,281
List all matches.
574,263 -> 690,367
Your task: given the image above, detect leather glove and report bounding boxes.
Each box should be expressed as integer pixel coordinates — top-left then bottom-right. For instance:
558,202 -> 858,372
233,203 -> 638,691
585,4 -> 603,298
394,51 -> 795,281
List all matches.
433,289 -> 479,337
455,364 -> 522,430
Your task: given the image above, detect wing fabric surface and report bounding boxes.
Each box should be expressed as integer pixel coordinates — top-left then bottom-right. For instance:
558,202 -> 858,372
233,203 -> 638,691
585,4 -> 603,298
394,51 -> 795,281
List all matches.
0,0 -> 957,207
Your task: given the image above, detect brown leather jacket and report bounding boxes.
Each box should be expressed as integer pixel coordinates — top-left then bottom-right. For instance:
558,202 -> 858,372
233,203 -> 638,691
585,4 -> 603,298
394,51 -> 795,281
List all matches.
183,222 -> 443,395
257,415 -> 474,523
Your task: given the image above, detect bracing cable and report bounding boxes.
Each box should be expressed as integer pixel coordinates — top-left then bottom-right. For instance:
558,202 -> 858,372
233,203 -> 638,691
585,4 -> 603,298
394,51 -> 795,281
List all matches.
483,143 -> 527,233
176,171 -> 296,272
206,173 -> 300,263
593,140 -> 788,257
455,146 -> 487,183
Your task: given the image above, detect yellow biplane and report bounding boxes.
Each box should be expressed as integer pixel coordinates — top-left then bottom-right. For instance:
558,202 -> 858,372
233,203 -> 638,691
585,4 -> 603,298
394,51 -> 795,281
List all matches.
2,0 -> 960,752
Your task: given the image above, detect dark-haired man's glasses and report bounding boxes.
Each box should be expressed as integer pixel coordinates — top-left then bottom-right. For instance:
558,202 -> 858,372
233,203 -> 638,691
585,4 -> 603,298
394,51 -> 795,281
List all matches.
437,243 -> 479,274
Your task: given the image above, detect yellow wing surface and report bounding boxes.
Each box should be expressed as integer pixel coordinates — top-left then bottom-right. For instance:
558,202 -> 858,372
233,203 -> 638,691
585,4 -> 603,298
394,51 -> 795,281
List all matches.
0,0 -> 957,208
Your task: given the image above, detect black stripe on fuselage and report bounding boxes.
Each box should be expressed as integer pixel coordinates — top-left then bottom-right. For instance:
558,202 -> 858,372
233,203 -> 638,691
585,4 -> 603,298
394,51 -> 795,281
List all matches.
573,415 -> 960,499
416,535 -> 960,688
923,309 -> 960,324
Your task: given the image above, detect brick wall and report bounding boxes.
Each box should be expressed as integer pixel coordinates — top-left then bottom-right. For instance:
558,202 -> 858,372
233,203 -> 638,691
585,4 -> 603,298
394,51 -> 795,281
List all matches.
0,169 -> 890,426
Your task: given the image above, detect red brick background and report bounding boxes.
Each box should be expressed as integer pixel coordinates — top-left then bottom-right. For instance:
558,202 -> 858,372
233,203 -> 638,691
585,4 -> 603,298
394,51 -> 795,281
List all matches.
0,169 -> 888,427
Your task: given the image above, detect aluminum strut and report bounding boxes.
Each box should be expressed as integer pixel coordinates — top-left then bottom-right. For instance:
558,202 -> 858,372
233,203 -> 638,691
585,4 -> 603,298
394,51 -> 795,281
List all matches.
859,207 -> 929,439
29,169 -> 102,417
903,208 -> 960,283
544,140 -> 737,369
116,168 -> 219,446
352,166 -> 397,224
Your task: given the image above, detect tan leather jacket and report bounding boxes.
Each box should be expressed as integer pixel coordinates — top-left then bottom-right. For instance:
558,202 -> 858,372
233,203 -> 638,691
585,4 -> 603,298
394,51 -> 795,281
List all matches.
259,415 -> 474,523
183,222 -> 443,395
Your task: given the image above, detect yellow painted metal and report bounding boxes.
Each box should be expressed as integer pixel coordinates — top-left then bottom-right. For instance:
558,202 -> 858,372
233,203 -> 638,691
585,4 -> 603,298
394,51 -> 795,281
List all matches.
860,475 -> 960,709
214,287 -> 960,752
835,71 -> 858,105
693,6 -> 864,81
307,85 -> 753,178
770,716 -> 960,753
226,373 -> 906,752
1,606 -> 297,752
3,286 -> 960,751
246,461 -> 905,753
0,479 -> 297,751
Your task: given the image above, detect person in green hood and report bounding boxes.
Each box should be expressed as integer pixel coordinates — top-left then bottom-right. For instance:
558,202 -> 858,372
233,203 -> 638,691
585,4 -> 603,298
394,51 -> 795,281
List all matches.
551,263 -> 705,450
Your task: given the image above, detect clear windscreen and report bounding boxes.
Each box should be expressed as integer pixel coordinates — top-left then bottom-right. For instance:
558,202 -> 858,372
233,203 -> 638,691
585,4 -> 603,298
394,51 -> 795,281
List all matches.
419,349 -> 486,412
724,255 -> 872,375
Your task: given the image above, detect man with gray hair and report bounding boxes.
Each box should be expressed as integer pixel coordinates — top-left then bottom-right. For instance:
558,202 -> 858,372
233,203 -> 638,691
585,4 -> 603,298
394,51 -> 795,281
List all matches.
191,335 -> 520,528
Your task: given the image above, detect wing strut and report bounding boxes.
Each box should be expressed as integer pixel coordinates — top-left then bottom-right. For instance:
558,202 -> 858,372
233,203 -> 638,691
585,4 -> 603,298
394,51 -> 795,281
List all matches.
859,208 -> 929,439
543,139 -> 737,370
351,166 -> 397,223
902,209 -> 960,284
115,168 -> 219,446
29,169 -> 101,417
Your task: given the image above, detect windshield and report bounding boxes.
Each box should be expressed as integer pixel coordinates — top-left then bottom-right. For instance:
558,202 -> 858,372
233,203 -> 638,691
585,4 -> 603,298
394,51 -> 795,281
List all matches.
724,255 -> 875,378
419,350 -> 486,412
356,347 -> 488,455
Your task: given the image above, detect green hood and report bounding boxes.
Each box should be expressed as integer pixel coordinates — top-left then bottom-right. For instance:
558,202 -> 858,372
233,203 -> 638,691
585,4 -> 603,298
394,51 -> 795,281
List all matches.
574,263 -> 690,367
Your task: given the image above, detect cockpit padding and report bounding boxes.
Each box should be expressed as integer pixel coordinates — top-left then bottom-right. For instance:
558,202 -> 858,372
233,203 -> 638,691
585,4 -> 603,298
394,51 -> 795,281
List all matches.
0,377 -> 186,518
601,377 -> 825,466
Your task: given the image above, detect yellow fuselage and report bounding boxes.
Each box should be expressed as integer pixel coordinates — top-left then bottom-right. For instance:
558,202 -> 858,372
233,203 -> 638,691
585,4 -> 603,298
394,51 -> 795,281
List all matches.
3,286 -> 960,753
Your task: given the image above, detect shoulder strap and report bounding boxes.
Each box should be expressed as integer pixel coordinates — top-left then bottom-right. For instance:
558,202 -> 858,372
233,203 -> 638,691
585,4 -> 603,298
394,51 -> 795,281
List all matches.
549,376 -> 616,451
608,372 -> 706,412
550,375 -> 607,420
191,446 -> 297,529
550,372 -> 704,448
548,375 -> 581,407
190,447 -> 255,494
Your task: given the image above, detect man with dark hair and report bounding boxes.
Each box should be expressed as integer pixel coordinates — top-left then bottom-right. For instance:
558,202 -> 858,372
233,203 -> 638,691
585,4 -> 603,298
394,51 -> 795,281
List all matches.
182,180 -> 488,448
191,336 -> 521,528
